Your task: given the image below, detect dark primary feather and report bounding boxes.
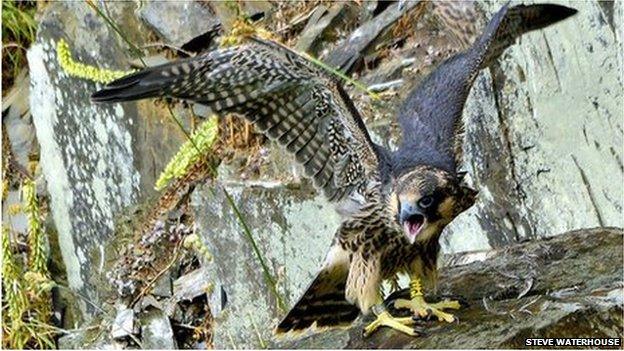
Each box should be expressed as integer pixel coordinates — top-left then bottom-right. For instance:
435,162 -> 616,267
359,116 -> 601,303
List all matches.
393,3 -> 577,176
92,38 -> 383,202
482,4 -> 578,67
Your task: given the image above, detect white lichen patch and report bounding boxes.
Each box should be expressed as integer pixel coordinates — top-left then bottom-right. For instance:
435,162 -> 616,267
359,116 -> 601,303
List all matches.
28,37 -> 142,317
28,43 -> 84,292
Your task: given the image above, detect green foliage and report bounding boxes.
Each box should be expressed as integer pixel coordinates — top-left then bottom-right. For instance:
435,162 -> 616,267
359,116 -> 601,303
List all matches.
1,1 -> 37,91
1,1 -> 36,41
2,227 -> 30,349
155,117 -> 219,191
2,181 -> 56,349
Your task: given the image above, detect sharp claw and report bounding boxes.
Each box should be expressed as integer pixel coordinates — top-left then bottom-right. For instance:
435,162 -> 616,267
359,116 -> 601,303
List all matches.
413,326 -> 426,336
363,321 -> 378,338
395,296 -> 460,324
363,311 -> 420,337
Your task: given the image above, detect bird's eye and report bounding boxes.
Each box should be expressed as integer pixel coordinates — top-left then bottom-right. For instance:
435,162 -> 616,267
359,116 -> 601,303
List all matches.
418,196 -> 434,209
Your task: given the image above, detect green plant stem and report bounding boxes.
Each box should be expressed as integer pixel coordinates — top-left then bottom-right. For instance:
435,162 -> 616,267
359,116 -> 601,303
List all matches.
84,0 -> 143,60
305,54 -> 380,100
221,188 -> 285,312
55,285 -> 106,314
166,105 -> 198,150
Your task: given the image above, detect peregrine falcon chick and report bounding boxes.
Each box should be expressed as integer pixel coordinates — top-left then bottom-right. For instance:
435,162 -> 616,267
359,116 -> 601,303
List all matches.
92,2 -> 576,337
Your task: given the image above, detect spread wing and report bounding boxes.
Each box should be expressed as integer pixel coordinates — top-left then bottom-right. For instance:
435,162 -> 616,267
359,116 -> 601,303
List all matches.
393,3 -> 577,175
92,37 -> 384,201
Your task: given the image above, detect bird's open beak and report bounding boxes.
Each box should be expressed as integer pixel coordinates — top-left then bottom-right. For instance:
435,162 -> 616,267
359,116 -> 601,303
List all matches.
399,203 -> 426,244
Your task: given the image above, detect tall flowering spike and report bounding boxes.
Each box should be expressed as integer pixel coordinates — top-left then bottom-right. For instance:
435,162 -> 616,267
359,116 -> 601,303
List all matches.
155,116 -> 219,191
22,179 -> 47,274
56,38 -> 134,83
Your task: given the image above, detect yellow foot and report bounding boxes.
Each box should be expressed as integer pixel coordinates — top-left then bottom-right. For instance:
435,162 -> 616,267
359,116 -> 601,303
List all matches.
394,296 -> 460,323
363,311 -> 419,337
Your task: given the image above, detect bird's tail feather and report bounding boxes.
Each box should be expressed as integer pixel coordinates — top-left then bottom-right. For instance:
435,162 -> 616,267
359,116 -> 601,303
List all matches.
275,264 -> 359,334
477,3 -> 577,69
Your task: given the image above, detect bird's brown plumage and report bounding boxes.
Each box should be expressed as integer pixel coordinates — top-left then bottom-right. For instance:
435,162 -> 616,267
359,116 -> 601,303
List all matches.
92,1 -> 577,335
93,38 -> 381,202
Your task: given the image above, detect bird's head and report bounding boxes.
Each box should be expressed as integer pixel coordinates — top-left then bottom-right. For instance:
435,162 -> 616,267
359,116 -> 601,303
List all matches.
390,166 -> 477,244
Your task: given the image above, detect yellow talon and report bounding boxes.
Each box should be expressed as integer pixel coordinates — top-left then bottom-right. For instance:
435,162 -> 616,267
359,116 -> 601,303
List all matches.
363,310 -> 418,337
393,278 -> 460,323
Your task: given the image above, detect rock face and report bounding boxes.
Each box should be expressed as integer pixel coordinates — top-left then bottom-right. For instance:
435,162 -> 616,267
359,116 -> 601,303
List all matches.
28,1 -> 140,320
140,308 -> 177,349
191,181 -> 341,349
439,0 -> 623,252
138,2 -> 219,48
3,71 -> 36,171
273,227 -> 624,349
295,4 -> 346,54
27,1 -> 187,321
